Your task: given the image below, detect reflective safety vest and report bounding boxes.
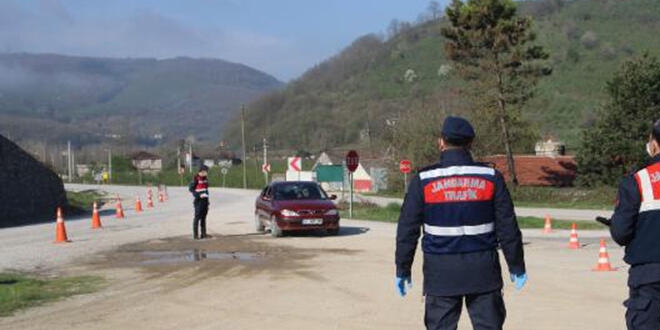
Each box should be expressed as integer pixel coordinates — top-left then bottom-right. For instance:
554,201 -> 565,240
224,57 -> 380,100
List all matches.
419,165 -> 498,254
194,176 -> 209,198
634,162 -> 660,213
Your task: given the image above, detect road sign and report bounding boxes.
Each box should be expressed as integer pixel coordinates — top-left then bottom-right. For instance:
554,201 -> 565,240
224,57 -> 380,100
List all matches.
399,160 -> 412,174
221,167 -> 228,175
346,150 -> 359,173
262,163 -> 271,173
288,157 -> 301,172
178,165 -> 185,175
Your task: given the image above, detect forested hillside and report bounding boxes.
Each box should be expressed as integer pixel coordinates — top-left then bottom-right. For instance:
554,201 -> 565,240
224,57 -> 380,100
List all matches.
0,54 -> 282,144
223,0 -> 660,154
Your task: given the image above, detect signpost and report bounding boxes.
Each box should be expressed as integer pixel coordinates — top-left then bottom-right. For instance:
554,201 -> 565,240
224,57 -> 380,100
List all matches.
178,165 -> 185,186
345,150 -> 359,219
399,159 -> 412,193
288,157 -> 302,180
221,167 -> 228,187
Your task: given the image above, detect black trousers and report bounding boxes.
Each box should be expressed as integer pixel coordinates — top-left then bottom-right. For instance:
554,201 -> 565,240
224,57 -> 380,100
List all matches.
425,290 -> 506,330
193,199 -> 209,238
626,282 -> 660,330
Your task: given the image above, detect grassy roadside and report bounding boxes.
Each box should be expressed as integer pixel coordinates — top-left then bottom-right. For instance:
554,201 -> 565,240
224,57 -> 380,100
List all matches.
0,273 -> 104,317
365,186 -> 617,210
66,190 -> 108,213
342,202 -> 607,230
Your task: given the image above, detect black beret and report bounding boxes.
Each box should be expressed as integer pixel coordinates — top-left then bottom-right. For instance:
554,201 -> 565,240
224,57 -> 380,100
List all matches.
653,119 -> 660,138
441,116 -> 475,141
199,165 -> 209,172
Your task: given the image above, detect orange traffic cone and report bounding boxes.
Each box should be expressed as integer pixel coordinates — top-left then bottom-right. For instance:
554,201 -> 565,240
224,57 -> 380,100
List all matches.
54,207 -> 70,243
115,195 -> 125,219
158,189 -> 164,203
568,223 -> 580,249
135,195 -> 143,213
147,189 -> 154,208
91,201 -> 102,229
542,214 -> 552,234
593,238 -> 616,271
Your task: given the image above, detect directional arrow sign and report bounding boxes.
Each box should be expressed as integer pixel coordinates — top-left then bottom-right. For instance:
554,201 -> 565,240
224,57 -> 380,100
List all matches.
288,157 -> 301,172
262,163 -> 271,173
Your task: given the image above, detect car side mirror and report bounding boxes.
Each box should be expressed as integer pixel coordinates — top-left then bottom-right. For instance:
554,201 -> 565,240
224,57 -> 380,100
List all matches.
329,194 -> 337,200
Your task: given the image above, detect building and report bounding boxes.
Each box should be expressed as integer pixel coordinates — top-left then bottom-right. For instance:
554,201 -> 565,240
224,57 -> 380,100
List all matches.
131,151 -> 163,174
481,155 -> 577,186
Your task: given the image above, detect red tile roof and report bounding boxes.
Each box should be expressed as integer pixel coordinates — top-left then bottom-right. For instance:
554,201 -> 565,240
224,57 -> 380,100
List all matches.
480,155 -> 577,186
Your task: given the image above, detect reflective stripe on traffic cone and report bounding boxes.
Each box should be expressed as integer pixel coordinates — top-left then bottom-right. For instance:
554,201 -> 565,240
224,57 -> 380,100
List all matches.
115,195 -> 125,219
568,223 -> 580,249
135,195 -> 143,213
91,201 -> 102,229
593,238 -> 616,271
542,214 -> 552,234
54,207 -> 70,243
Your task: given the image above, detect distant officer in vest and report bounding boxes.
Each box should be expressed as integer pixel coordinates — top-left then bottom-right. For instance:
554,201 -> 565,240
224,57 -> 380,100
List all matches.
189,165 -> 211,240
395,116 -> 527,330
610,119 -> 660,329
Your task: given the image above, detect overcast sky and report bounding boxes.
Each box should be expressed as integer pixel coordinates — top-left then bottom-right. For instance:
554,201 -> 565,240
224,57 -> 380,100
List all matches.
0,0 -> 449,81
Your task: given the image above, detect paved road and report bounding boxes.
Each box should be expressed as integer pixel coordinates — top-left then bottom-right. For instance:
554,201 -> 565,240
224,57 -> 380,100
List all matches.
359,194 -> 612,221
0,184 -> 627,330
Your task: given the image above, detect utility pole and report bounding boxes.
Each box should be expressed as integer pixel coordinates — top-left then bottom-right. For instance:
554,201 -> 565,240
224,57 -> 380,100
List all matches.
108,148 -> 112,183
263,137 -> 268,184
177,145 -> 182,186
67,140 -> 72,183
241,105 -> 247,189
188,142 -> 193,174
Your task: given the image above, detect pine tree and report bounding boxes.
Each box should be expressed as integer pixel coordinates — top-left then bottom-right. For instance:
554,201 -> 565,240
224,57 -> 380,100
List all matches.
441,0 -> 550,185
577,54 -> 660,186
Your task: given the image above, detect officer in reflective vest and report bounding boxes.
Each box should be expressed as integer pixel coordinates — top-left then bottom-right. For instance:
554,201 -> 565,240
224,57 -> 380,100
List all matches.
395,116 -> 527,330
189,165 -> 210,240
610,119 -> 660,329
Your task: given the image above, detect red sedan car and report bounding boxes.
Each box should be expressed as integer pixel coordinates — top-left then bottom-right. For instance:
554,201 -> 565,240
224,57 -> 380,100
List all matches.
255,181 -> 340,237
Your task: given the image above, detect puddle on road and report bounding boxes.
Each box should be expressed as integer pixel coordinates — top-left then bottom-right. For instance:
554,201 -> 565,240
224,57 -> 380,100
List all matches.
140,250 -> 264,265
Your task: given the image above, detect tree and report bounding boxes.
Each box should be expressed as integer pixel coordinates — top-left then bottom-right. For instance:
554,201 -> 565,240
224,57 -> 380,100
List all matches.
428,1 -> 442,20
577,54 -> 660,186
441,0 -> 550,185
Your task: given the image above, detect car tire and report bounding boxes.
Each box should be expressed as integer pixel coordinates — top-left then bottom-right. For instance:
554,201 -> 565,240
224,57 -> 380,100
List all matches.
326,228 -> 340,236
255,213 -> 265,233
270,216 -> 283,238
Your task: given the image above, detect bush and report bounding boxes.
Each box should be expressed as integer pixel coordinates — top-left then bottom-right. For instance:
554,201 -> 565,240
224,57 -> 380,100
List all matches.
580,31 -> 600,49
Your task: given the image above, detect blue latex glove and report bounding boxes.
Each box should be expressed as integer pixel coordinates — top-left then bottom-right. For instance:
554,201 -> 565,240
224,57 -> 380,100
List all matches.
510,273 -> 528,291
396,276 -> 412,297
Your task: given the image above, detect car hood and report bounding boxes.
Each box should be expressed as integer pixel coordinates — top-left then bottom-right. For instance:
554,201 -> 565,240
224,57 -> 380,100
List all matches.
274,199 -> 336,210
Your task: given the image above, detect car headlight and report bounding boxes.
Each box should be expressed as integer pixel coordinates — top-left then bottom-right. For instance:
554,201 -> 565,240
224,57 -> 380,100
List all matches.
280,209 -> 299,217
324,209 -> 339,216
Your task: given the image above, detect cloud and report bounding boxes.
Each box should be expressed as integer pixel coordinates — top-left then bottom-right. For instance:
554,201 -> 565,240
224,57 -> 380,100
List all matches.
0,1 -> 305,80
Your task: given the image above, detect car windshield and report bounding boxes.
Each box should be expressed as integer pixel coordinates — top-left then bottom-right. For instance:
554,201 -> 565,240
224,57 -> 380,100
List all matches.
273,183 -> 327,201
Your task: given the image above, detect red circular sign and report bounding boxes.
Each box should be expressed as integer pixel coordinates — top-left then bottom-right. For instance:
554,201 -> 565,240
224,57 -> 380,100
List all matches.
399,160 -> 412,174
346,150 -> 359,173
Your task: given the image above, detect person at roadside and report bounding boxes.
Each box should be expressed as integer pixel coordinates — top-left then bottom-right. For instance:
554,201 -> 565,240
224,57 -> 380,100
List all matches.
189,165 -> 211,240
609,119 -> 660,329
395,116 -> 527,330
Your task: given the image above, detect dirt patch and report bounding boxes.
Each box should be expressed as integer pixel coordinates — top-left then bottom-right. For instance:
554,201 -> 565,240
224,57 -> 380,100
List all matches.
87,234 -> 361,289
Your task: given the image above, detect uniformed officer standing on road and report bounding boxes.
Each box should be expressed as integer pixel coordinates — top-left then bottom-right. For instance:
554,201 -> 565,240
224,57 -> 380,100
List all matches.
395,116 -> 527,330
609,119 -> 660,329
189,165 -> 211,240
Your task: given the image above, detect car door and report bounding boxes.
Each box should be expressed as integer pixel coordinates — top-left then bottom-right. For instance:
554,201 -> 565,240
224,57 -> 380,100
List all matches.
257,185 -> 273,224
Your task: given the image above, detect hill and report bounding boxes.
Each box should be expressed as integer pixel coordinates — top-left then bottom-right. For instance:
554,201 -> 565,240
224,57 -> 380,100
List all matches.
0,53 -> 282,145
223,0 -> 660,154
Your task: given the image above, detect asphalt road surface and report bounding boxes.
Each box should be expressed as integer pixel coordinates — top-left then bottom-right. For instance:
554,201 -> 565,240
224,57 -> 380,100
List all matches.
0,184 -> 627,329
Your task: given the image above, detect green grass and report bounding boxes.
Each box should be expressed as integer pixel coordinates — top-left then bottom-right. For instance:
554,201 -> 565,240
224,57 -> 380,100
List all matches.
0,273 -> 104,317
66,190 -> 108,212
368,186 -> 617,210
343,202 -> 607,230
509,186 -> 616,210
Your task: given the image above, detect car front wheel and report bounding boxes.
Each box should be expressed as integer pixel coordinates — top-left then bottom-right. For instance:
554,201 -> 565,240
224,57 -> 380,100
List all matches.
270,215 -> 283,238
255,213 -> 265,233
